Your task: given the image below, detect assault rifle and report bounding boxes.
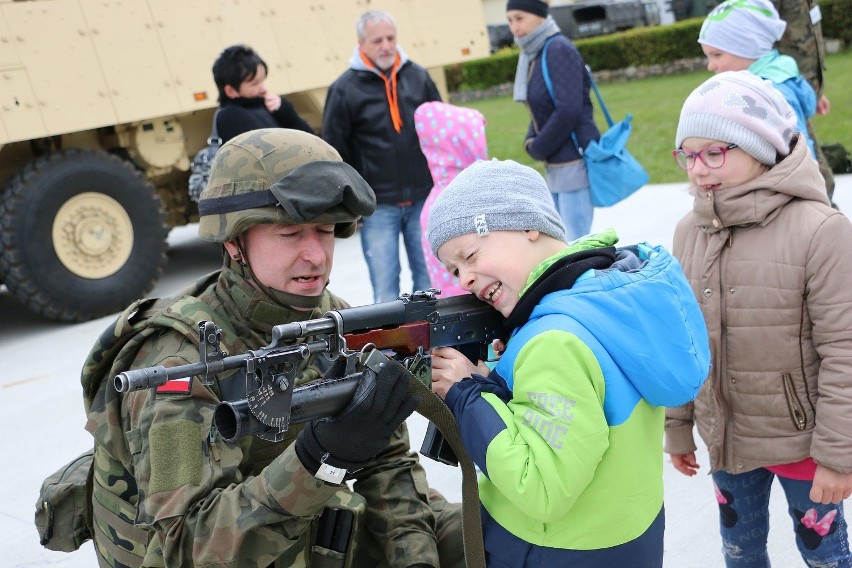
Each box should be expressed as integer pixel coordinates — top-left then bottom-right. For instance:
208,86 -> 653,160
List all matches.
115,290 -> 505,465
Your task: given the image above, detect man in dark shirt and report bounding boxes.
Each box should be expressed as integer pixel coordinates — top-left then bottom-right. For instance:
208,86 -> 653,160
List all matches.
322,11 -> 440,303
212,44 -> 313,143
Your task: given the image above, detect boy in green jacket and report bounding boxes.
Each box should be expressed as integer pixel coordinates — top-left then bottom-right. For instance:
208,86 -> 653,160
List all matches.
426,158 -> 711,566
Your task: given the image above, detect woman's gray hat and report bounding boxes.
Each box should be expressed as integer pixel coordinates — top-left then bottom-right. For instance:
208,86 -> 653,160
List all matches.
426,158 -> 566,257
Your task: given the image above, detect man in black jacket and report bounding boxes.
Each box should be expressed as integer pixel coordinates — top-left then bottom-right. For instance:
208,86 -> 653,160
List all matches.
212,45 -> 314,143
322,11 -> 440,303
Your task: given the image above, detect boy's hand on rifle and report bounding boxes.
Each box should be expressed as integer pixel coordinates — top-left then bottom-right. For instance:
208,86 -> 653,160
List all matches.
430,347 -> 482,399
295,357 -> 419,480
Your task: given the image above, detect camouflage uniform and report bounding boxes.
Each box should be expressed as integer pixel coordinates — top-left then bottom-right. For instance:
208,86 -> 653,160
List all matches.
772,0 -> 835,200
83,129 -> 463,568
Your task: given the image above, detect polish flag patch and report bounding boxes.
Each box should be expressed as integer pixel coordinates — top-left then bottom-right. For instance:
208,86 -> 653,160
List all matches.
155,377 -> 192,394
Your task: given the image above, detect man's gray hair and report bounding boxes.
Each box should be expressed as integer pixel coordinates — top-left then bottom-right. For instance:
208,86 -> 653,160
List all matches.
356,10 -> 396,39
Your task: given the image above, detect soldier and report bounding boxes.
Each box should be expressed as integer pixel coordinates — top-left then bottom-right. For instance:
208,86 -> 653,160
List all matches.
771,0 -> 835,201
83,128 -> 463,567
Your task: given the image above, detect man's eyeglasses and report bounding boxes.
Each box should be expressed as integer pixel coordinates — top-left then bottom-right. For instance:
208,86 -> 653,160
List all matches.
672,144 -> 739,170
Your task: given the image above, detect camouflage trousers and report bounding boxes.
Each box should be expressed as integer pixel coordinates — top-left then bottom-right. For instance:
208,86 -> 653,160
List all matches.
352,489 -> 464,568
809,120 -> 836,203
273,487 -> 464,568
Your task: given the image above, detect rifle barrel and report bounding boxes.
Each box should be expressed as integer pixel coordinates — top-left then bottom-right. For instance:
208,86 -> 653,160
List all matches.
114,353 -> 248,393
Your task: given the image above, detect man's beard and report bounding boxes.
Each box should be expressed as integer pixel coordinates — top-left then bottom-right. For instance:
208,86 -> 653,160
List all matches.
375,53 -> 396,71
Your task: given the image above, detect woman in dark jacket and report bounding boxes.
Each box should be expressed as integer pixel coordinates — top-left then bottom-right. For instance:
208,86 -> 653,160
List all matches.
508,0 -> 600,240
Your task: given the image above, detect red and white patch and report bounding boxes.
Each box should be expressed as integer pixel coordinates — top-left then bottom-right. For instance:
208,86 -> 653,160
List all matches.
155,377 -> 192,394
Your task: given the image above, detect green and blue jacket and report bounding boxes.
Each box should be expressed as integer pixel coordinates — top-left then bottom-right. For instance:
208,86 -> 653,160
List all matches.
445,231 -> 710,565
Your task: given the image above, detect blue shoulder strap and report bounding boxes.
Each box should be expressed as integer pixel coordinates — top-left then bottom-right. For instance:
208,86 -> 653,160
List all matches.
541,37 -> 615,153
541,35 -> 558,105
586,69 -> 614,127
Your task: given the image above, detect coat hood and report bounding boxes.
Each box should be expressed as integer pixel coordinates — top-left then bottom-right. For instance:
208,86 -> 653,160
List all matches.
688,134 -> 828,233
414,102 -> 488,191
531,243 -> 711,407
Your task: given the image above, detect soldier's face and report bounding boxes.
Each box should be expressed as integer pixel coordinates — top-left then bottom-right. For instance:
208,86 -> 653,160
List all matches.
702,45 -> 753,74
235,222 -> 335,298
359,19 -> 398,71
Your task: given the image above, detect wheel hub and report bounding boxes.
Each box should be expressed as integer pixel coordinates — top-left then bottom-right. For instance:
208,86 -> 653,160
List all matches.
52,192 -> 134,279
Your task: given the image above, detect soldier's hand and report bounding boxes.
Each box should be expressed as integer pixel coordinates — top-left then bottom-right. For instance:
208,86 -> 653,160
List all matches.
295,357 -> 419,477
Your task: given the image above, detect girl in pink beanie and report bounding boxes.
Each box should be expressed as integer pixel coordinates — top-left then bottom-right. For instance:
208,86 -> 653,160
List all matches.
667,71 -> 852,567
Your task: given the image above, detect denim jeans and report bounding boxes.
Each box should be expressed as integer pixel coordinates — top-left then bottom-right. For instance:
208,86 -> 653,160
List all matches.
359,200 -> 431,303
545,162 -> 594,241
712,469 -> 851,567
551,189 -> 594,241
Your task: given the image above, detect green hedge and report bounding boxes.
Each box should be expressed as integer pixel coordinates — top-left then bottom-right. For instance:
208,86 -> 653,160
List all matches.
575,19 -> 704,70
448,0 -> 850,93
452,18 -> 703,91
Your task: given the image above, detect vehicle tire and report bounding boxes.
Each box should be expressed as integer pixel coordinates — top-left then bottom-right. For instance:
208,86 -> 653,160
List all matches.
0,149 -> 169,322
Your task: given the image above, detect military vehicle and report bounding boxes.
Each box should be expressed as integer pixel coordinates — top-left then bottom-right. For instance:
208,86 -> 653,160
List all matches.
552,0 -> 661,39
0,0 -> 489,322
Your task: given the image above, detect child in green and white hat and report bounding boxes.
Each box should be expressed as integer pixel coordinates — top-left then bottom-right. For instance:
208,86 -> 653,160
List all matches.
697,0 -> 817,159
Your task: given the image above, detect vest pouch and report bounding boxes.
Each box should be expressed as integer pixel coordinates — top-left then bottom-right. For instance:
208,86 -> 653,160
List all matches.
310,489 -> 366,568
35,450 -> 95,552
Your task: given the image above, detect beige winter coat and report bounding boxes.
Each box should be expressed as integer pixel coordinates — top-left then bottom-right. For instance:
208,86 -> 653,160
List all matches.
665,137 -> 852,475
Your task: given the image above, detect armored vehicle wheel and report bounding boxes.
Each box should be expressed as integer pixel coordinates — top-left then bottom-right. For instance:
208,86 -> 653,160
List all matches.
0,149 -> 169,322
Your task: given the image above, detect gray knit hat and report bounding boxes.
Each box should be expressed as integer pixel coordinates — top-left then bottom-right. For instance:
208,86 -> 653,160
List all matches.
675,71 -> 797,165
426,158 -> 566,257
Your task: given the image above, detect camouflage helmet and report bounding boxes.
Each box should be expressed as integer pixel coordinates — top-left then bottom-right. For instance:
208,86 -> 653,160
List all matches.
197,128 -> 376,242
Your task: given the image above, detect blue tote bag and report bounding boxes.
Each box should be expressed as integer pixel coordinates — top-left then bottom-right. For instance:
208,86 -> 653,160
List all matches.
542,40 -> 648,207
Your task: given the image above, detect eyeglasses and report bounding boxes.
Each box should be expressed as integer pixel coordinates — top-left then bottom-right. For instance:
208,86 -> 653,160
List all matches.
672,144 -> 739,170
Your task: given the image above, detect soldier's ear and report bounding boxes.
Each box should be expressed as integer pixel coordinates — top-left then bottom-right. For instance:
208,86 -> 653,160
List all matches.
223,240 -> 240,261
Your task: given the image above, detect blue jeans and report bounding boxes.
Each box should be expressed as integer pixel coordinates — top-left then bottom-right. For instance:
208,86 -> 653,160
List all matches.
545,163 -> 594,241
712,469 -> 851,567
551,189 -> 593,241
359,200 -> 431,303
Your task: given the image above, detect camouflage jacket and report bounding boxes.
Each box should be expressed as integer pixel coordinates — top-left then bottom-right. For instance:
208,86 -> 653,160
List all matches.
773,0 -> 826,94
84,267 -> 442,567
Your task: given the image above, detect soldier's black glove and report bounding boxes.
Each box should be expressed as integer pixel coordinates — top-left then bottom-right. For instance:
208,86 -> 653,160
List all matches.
295,354 -> 419,483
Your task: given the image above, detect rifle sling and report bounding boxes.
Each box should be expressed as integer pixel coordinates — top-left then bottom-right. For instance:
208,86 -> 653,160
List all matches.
406,376 -> 485,568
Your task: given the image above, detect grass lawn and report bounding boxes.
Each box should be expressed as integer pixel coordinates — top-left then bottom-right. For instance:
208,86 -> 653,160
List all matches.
460,50 -> 852,184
